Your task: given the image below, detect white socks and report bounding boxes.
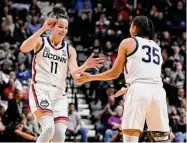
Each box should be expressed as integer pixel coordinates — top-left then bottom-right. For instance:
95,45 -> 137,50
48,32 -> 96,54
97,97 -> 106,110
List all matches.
123,134 -> 139,143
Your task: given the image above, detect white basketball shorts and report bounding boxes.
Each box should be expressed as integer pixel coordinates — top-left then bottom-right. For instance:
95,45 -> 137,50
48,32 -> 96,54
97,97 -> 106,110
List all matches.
121,82 -> 170,132
29,83 -> 69,121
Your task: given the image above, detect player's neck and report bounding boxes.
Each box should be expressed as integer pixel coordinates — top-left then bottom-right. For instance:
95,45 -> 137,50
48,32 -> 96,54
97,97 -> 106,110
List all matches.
50,35 -> 62,46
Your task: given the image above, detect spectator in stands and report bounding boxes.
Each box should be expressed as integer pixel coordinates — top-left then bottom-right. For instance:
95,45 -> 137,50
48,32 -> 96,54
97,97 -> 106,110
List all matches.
26,16 -> 41,36
7,71 -> 23,91
104,105 -> 123,142
0,71 -> 9,96
13,120 -> 38,142
3,77 -> 16,98
1,15 -> 15,38
171,61 -> 185,89
113,0 -> 132,22
3,42 -> 15,63
5,89 -> 24,123
14,20 -> 28,43
16,49 -> 32,66
66,103 -> 88,142
88,39 -> 103,57
22,78 -> 31,112
168,1 -> 186,27
160,31 -> 171,50
29,0 -> 41,17
103,41 -> 114,56
96,92 -> 117,140
176,88 -> 185,106
95,13 -> 110,35
112,13 -> 129,38
16,63 -> 31,89
93,3 -> 106,21
0,47 -> 6,66
74,0 -> 92,12
0,112 -> 6,141
24,112 -> 41,136
170,46 -> 185,63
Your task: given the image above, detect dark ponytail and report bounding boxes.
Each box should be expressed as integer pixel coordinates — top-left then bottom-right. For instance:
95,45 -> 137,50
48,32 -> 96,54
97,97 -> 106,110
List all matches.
47,6 -> 69,20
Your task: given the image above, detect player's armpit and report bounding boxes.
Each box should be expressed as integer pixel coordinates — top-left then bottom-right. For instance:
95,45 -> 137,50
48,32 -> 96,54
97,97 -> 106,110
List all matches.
34,37 -> 43,54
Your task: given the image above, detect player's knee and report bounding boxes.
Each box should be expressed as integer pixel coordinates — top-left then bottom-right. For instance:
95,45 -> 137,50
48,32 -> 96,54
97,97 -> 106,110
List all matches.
54,130 -> 66,142
51,123 -> 67,142
42,124 -> 55,139
123,129 -> 141,136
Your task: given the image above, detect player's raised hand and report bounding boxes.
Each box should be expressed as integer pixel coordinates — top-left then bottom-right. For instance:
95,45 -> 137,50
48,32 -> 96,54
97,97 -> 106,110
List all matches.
41,18 -> 57,31
84,53 -> 105,71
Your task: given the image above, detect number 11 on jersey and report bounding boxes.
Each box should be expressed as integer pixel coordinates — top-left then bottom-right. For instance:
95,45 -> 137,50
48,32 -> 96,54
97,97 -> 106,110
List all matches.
51,62 -> 58,74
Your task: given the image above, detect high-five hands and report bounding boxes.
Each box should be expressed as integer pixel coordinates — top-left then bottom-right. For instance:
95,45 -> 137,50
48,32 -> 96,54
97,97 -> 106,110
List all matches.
74,72 -> 91,85
73,53 -> 105,79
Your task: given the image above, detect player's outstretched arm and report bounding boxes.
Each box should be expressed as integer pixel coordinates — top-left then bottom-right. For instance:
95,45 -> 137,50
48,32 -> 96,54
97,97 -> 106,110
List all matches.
75,38 -> 135,84
20,18 -> 57,53
68,47 -> 104,80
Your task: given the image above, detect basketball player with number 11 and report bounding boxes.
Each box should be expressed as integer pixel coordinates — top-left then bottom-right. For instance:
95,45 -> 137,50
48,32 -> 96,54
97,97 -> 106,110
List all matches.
20,7 -> 104,143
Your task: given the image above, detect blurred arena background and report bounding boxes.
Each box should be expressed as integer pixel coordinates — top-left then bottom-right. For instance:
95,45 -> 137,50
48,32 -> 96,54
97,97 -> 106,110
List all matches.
0,0 -> 186,142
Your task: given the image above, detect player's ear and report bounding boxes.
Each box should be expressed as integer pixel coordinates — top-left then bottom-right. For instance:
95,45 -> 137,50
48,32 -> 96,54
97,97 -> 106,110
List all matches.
132,25 -> 137,35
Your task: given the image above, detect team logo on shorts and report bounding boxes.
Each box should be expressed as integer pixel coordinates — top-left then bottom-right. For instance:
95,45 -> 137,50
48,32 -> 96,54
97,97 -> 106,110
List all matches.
44,47 -> 50,53
40,99 -> 49,108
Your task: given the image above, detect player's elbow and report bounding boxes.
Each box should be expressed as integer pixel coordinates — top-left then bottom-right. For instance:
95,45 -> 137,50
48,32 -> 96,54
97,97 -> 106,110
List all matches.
20,43 -> 29,53
20,47 -> 27,53
20,40 -> 34,53
20,44 -> 27,53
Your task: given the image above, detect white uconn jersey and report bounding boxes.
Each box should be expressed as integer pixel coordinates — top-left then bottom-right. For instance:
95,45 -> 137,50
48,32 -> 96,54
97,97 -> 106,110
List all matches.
32,37 -> 69,91
124,36 -> 163,85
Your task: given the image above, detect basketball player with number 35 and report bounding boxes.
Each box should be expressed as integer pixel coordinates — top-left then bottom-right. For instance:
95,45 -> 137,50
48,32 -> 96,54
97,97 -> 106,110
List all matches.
76,16 -> 170,142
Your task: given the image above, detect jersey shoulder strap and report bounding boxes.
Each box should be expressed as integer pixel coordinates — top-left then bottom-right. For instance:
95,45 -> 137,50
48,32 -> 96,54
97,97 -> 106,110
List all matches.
35,36 -> 45,55
66,43 -> 70,58
126,36 -> 139,57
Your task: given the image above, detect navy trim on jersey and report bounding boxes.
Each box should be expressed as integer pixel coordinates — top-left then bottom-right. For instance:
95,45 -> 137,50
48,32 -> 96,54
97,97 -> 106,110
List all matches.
32,55 -> 37,83
34,37 -> 45,55
67,44 -> 70,58
127,37 -> 139,57
47,37 -> 65,50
